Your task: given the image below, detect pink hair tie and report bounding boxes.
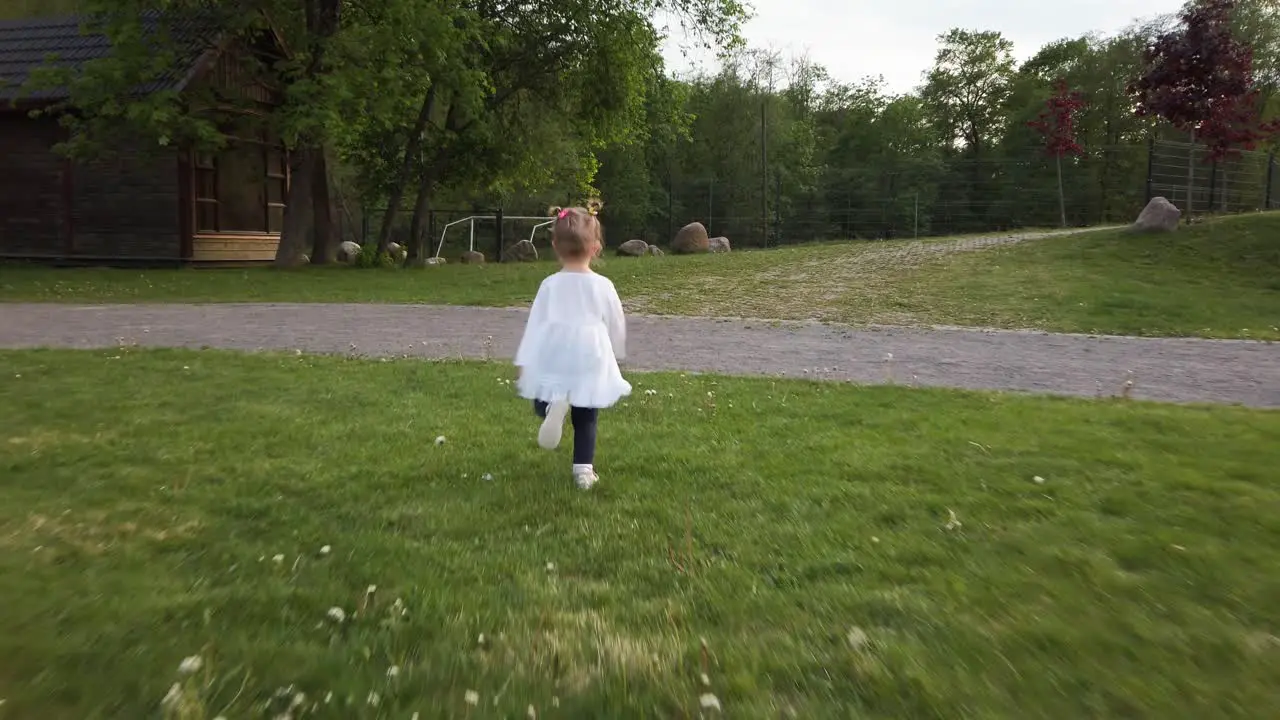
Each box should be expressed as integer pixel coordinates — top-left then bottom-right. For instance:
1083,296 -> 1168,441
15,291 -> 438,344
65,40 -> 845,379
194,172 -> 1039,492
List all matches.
557,209 -> 570,219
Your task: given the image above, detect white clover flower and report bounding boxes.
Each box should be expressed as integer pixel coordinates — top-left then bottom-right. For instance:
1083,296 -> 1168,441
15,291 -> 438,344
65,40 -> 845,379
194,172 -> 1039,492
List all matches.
327,606 -> 347,623
1033,476 -> 1046,485
319,545 -> 331,555
366,584 -> 377,595
387,665 -> 400,679
482,473 -> 494,482
700,693 -> 722,711
272,554 -> 285,564
367,691 -> 381,706
177,655 -> 203,675
435,436 -> 446,446
464,690 -> 480,706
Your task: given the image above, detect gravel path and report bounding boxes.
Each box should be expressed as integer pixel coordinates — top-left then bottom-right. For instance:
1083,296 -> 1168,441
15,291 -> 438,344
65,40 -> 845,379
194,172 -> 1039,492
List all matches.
1,303 -> 1277,407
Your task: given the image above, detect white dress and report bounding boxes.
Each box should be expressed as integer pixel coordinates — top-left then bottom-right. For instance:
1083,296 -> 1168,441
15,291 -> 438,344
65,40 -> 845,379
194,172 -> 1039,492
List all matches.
515,270 -> 632,408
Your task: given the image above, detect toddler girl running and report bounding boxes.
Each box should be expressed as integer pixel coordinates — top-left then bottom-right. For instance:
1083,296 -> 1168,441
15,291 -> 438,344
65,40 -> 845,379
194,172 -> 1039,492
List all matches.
515,207 -> 631,490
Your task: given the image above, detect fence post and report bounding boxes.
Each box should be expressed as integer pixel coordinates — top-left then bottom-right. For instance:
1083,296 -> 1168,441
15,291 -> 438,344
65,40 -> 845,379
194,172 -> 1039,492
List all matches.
1266,152 -> 1275,210
1144,137 -> 1154,203
774,173 -> 781,247
708,176 -> 714,236
1208,161 -> 1218,213
426,210 -> 435,259
494,208 -> 504,262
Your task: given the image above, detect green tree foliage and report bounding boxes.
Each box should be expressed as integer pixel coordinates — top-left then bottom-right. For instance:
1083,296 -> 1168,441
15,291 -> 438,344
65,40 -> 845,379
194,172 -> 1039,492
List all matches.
14,0 -> 1277,255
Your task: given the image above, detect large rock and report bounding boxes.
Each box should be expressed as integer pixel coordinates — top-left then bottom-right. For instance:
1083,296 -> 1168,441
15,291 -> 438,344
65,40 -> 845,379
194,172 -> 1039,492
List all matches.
387,242 -> 407,262
461,250 -> 485,265
1130,197 -> 1181,233
647,245 -> 665,257
672,222 -> 710,254
617,239 -> 649,257
506,240 -> 539,262
708,236 -> 731,253
337,241 -> 362,264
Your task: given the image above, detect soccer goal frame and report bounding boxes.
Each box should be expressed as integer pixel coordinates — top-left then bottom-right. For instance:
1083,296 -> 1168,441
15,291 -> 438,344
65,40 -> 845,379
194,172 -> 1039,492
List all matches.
433,215 -> 556,260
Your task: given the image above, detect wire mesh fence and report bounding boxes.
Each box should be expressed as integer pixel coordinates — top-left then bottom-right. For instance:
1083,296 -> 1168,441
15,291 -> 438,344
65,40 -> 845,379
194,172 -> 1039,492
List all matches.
1148,139 -> 1277,216
350,139 -> 1277,255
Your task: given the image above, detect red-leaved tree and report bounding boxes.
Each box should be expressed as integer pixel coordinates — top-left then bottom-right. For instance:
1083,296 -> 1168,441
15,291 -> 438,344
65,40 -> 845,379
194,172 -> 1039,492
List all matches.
1028,78 -> 1087,227
1129,0 -> 1277,215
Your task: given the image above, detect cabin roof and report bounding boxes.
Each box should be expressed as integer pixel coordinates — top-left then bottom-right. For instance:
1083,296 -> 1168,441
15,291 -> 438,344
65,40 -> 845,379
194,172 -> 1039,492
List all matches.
0,11 -> 219,104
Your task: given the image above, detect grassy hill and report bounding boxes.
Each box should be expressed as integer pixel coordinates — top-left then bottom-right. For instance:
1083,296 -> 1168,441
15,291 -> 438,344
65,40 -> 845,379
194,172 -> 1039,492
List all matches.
2,214 -> 1278,339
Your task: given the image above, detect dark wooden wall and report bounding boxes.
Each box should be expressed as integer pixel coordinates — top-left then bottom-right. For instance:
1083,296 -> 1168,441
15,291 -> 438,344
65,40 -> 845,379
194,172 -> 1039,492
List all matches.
0,114 -> 67,256
70,138 -> 181,259
0,113 -> 181,261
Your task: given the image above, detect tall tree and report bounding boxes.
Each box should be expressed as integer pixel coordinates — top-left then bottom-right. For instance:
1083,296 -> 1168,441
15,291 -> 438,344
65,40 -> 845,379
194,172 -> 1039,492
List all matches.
1028,79 -> 1087,227
1130,0 -> 1268,215
921,29 -> 1017,157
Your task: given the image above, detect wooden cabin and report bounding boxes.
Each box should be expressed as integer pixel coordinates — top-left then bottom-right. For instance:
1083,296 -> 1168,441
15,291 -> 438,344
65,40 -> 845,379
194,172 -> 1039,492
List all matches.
0,13 -> 288,264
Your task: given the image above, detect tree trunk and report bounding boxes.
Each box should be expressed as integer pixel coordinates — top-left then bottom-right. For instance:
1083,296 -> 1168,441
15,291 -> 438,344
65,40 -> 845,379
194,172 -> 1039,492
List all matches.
273,149 -> 316,267
377,85 -> 437,254
1056,153 -> 1067,228
310,146 -> 337,264
406,176 -> 435,267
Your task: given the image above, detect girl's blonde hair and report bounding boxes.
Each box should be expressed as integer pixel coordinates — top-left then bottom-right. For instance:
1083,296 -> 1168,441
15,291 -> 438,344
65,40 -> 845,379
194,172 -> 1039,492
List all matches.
549,206 -> 603,260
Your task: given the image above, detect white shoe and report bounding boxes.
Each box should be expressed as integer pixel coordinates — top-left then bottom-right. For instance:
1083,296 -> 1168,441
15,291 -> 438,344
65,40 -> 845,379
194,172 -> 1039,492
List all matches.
537,400 -> 570,450
574,469 -> 599,491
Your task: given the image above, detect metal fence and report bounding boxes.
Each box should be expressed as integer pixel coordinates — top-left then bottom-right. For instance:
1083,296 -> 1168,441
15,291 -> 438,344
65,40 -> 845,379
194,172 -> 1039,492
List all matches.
349,139 -> 1277,255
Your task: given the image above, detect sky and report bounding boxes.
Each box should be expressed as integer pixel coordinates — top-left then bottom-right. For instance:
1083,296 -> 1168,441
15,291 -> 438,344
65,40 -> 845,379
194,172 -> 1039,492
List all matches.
660,0 -> 1186,93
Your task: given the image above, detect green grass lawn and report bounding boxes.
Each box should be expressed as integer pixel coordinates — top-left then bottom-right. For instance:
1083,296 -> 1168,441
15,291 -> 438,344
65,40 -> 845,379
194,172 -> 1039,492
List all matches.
1,349 -> 1278,718
878,213 -> 1280,340
2,215 -> 1277,339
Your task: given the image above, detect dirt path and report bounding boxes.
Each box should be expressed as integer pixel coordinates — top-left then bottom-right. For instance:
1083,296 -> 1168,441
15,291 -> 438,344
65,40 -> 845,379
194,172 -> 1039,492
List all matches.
1,303 -> 1277,407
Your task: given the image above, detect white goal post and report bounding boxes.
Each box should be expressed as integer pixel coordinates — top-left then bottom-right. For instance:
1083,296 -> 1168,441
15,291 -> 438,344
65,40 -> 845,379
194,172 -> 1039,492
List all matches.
433,215 -> 556,260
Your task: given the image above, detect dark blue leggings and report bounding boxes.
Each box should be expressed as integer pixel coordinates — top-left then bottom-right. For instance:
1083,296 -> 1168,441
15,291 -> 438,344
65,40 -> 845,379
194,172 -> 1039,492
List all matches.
533,400 -> 599,465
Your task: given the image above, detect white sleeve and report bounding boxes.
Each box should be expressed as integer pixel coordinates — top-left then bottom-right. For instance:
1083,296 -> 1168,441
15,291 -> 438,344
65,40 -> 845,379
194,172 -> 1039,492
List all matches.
515,279 -> 551,367
602,279 -> 627,360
